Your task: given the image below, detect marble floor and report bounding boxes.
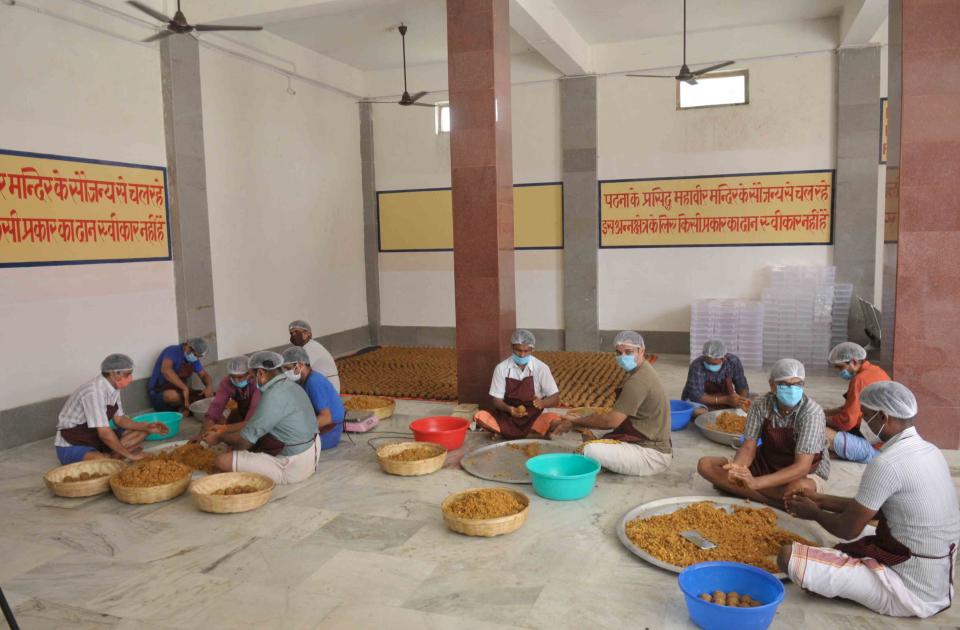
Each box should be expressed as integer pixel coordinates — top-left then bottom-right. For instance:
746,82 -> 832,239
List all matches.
2,354 -> 959,629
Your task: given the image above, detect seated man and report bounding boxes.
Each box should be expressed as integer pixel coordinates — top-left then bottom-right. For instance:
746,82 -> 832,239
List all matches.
55,354 -> 167,464
204,351 -> 319,485
681,339 -> 750,417
780,382 -> 959,619
552,331 -> 672,476
474,329 -> 561,439
697,358 -> 830,506
288,320 -> 340,393
823,342 -> 890,463
147,337 -> 213,415
282,346 -> 345,450
202,356 -> 260,434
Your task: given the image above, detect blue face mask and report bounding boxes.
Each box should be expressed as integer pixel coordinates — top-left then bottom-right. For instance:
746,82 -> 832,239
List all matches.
617,354 -> 638,372
704,361 -> 722,373
232,379 -> 248,389
513,353 -> 531,366
776,384 -> 804,408
839,369 -> 854,380
184,352 -> 198,363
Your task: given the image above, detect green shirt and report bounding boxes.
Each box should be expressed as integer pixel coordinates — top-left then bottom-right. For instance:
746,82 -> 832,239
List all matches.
241,375 -> 317,456
611,360 -> 672,454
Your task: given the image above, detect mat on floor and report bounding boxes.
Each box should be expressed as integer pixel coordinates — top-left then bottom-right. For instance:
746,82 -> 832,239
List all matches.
336,346 -> 657,407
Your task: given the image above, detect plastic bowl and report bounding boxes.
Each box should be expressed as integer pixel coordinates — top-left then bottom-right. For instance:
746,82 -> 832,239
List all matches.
525,453 -> 600,501
670,400 -> 697,431
409,416 -> 470,450
131,411 -> 182,441
678,562 -> 785,630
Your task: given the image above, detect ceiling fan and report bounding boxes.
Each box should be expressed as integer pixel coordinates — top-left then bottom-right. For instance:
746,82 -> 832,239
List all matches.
128,0 -> 264,43
627,0 -> 734,85
369,24 -> 432,108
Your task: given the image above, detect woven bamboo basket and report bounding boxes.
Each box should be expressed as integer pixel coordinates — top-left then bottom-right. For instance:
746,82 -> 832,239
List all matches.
376,441 -> 446,476
441,487 -> 530,537
344,396 -> 396,420
189,472 -> 275,514
44,459 -> 126,498
110,461 -> 192,504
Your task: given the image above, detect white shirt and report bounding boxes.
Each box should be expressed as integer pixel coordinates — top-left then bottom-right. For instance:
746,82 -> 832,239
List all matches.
489,355 -> 559,400
55,375 -> 124,447
303,338 -> 340,393
856,426 -> 960,606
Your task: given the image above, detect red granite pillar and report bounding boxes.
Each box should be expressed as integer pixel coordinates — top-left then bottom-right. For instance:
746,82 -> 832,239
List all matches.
891,0 -> 960,447
446,0 -> 516,404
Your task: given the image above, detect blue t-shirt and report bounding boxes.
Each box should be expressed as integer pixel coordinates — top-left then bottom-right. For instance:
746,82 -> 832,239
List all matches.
302,371 -> 345,450
148,344 -> 204,392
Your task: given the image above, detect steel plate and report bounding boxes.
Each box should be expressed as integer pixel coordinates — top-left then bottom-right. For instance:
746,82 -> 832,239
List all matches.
460,439 -> 575,484
694,408 -> 748,447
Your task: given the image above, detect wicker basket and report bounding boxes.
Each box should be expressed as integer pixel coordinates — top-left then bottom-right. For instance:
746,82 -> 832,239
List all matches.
441,487 -> 530,537
44,459 -> 126,498
188,472 -> 275,514
376,441 -> 446,476
345,396 -> 396,420
109,461 -> 192,504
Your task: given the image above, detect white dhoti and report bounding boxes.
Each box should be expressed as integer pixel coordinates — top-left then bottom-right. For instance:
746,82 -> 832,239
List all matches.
233,436 -> 321,485
582,441 -> 672,477
787,543 -> 947,618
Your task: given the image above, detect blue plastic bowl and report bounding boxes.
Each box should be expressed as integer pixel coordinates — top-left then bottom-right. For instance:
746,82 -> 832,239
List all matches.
678,562 -> 785,630
115,411 -> 182,441
525,453 -> 600,501
670,400 -> 696,431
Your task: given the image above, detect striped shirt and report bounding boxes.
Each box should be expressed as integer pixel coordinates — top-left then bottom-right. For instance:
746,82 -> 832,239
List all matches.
855,427 -> 960,606
55,375 -> 124,447
744,392 -> 831,480
681,353 -> 750,402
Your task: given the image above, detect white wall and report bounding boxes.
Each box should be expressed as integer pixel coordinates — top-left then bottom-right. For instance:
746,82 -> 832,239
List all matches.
200,47 -> 367,359
597,52 -> 837,331
0,7 -> 177,410
374,80 -> 563,330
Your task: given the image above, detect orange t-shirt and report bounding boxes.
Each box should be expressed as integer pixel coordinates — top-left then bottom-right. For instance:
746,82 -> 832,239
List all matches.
830,361 -> 891,432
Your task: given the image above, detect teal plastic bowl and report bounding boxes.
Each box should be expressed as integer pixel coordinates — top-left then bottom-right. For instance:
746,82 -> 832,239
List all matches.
111,411 -> 181,441
525,453 -> 600,501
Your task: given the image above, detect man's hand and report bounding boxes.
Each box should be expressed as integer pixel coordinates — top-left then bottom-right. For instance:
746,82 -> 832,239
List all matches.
181,387 -> 191,406
202,386 -> 214,399
723,462 -> 757,490
785,494 -> 820,520
202,426 -> 224,445
146,422 -> 169,435
728,394 -> 746,408
510,406 -> 527,418
550,419 -> 573,436
532,398 -> 544,410
127,451 -> 145,461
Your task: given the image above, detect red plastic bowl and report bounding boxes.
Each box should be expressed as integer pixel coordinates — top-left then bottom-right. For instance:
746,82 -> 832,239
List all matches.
409,416 -> 470,450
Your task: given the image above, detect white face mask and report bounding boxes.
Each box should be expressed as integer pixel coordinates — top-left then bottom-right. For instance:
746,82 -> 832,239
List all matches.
860,410 -> 885,444
284,368 -> 301,382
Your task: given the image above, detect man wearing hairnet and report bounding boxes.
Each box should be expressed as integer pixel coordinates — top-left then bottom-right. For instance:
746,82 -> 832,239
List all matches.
681,339 -> 751,417
697,358 -> 830,506
288,320 -> 340,393
201,356 -> 261,434
147,337 -> 214,415
822,342 -> 890,463
474,329 -> 562,439
282,346 -> 345,451
551,331 -> 672,476
781,382 -> 960,618
55,354 -> 168,464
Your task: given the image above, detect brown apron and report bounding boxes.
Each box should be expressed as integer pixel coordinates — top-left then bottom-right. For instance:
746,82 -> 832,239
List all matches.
749,406 -> 821,477
251,433 -> 318,457
703,376 -> 736,411
491,376 -> 544,439
222,387 -> 254,425
603,386 -> 668,448
60,403 -> 119,452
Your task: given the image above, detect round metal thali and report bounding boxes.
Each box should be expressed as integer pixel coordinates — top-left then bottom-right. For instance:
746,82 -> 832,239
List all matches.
460,439 -> 575,484
694,408 -> 748,447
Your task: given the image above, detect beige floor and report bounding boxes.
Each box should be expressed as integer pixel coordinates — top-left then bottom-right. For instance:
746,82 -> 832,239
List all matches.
2,354 -> 958,629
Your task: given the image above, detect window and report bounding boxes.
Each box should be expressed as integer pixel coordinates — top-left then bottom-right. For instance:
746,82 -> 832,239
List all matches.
435,102 -> 451,134
678,70 -> 748,110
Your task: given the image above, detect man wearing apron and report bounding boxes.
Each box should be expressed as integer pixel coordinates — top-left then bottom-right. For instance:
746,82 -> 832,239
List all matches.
204,351 -> 319,485
202,356 -> 261,433
697,358 -> 830,506
147,337 -> 214,415
781,382 -> 959,618
474,329 -> 562,439
680,339 -> 751,418
55,354 -> 168,464
551,331 -> 673,476
823,341 -> 891,463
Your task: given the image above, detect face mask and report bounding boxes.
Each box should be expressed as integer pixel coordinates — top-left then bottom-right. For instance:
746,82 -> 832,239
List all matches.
513,353 -> 531,367
839,368 -> 854,380
284,369 -> 301,382
184,352 -> 198,363
704,361 -> 722,373
617,354 -> 638,372
776,384 -> 804,408
231,379 -> 248,389
859,410 -> 885,444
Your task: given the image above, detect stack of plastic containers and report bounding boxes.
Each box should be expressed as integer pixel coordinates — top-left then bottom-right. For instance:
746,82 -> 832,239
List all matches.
762,266 -> 836,367
736,301 -> 764,370
831,284 -> 854,347
690,299 -> 764,370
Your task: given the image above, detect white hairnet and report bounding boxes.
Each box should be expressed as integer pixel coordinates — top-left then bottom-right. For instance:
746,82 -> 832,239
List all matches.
829,342 -> 867,364
770,358 -> 805,382
226,356 -> 249,375
186,337 -> 208,357
288,320 -> 312,334
860,381 -> 918,420
248,351 -> 284,371
282,346 -> 310,366
614,330 -> 645,349
511,329 -> 536,347
702,339 -> 727,359
101,353 -> 134,373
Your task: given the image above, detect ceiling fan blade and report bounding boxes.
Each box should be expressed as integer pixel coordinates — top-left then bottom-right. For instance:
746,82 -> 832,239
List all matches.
692,60 -> 735,76
127,1 -> 171,23
410,102 -> 434,108
408,91 -> 428,103
684,78 -> 698,86
626,74 -> 677,79
194,24 -> 264,32
142,29 -> 174,43
365,100 -> 399,105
